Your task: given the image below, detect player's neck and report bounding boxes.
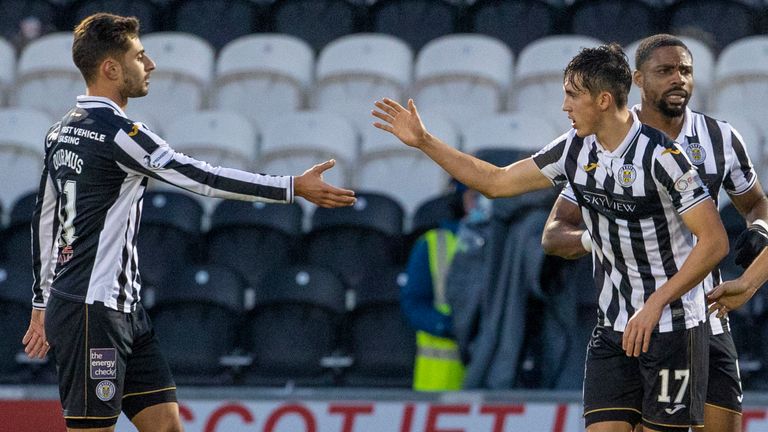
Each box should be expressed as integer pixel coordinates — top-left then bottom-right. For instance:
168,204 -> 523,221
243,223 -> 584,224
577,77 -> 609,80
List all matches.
595,108 -> 633,153
86,83 -> 128,110
636,105 -> 684,141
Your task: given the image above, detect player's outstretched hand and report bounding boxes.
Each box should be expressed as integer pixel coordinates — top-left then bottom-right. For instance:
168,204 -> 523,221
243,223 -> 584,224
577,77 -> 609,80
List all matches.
707,279 -> 756,318
22,309 -> 49,359
294,159 -> 356,208
372,98 -> 428,149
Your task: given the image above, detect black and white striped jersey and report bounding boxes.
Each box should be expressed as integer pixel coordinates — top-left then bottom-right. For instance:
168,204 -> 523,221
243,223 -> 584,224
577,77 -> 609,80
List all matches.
561,106 -> 758,335
32,95 -> 293,313
534,111 -> 712,333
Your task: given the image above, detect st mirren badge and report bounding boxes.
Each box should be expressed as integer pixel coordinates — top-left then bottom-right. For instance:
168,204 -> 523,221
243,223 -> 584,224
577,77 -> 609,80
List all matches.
685,143 -> 707,165
617,164 -> 637,187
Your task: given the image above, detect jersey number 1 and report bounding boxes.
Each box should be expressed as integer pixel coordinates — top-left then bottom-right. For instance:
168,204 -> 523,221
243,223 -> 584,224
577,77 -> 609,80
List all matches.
57,179 -> 78,246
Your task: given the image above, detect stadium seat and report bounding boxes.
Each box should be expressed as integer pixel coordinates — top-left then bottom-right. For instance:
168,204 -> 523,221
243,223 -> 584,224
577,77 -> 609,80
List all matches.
624,36 -> 715,112
466,0 -> 559,55
241,264 -> 347,386
342,266 -> 415,387
65,0 -> 161,34
358,112 -> 457,218
0,0 -> 60,44
130,32 -> 214,128
11,32 -> 81,119
412,34 -> 513,125
268,0 -> 360,52
166,0 -> 265,50
0,261 -> 44,384
368,0 -> 458,52
711,36 -> 768,139
461,112 -> 561,155
313,33 -> 413,131
212,34 -> 314,129
0,108 -> 51,209
165,110 -> 258,171
206,199 -> 303,287
150,264 -> 247,384
0,37 -> 14,105
666,0 -> 759,53
0,191 -> 37,269
305,192 -> 404,289
136,191 -> 203,289
409,193 -> 456,245
258,111 -> 358,219
510,35 -> 603,130
566,0 -> 659,47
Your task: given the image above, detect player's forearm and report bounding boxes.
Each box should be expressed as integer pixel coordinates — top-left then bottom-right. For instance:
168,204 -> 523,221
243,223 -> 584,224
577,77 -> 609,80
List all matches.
416,131 -> 507,198
739,248 -> 768,292
745,194 -> 768,225
649,232 -> 729,307
541,221 -> 589,259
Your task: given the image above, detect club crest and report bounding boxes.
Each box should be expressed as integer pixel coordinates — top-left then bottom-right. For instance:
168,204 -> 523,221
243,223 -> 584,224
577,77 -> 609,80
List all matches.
617,164 -> 637,187
685,143 -> 707,165
95,380 -> 116,401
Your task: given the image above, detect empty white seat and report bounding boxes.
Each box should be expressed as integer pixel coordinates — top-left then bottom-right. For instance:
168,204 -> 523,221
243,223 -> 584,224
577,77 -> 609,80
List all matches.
510,35 -> 603,129
461,112 -> 561,155
212,34 -> 314,129
314,33 -> 413,131
165,110 -> 258,171
130,32 -> 214,127
624,36 -> 714,112
358,113 -> 458,219
0,107 -> 53,208
712,36 -> 768,128
0,37 -> 15,105
11,32 -> 82,118
259,110 -> 358,217
412,34 -> 512,125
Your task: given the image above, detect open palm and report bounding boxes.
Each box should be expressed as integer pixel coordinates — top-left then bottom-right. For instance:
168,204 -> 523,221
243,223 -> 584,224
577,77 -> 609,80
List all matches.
372,98 -> 428,148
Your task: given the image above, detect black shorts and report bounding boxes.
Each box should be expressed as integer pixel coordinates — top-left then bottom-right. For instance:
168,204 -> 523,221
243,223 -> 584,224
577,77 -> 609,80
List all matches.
45,294 -> 177,429
707,329 -> 743,414
583,324 -> 709,432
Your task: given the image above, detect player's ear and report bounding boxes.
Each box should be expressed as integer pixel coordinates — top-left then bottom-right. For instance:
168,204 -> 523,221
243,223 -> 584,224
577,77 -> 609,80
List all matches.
597,90 -> 613,110
633,70 -> 643,88
101,58 -> 121,82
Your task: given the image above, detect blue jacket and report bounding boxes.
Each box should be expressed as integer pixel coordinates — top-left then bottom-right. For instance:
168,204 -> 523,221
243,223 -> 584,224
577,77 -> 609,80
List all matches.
401,220 -> 459,338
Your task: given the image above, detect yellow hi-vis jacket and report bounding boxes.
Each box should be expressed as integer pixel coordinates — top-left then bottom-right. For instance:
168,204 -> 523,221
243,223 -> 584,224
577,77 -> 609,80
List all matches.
413,229 -> 466,391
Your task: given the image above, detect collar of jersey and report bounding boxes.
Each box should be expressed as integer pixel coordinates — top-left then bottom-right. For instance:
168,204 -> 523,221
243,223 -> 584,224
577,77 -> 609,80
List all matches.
592,109 -> 641,159
76,95 -> 128,119
673,106 -> 694,144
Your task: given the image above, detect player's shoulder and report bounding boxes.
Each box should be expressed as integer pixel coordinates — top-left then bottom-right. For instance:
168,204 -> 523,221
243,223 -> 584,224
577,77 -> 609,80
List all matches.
639,123 -> 677,152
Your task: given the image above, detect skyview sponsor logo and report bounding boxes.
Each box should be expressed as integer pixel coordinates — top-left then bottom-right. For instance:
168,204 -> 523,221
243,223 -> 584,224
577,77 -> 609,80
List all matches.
582,191 -> 637,213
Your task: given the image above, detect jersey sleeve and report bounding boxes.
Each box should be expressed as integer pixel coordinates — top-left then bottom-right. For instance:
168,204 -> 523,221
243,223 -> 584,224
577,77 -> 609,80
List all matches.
30,125 -> 62,309
653,142 -> 710,214
560,183 -> 578,204
532,134 -> 570,186
723,124 -> 758,196
112,122 -> 294,203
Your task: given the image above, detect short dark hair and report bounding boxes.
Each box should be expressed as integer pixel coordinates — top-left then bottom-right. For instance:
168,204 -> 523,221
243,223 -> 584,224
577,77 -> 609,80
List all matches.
72,13 -> 140,84
635,34 -> 692,70
563,42 -> 632,108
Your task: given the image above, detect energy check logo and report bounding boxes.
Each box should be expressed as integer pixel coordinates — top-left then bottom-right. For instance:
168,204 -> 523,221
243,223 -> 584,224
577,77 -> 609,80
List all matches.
90,348 -> 117,379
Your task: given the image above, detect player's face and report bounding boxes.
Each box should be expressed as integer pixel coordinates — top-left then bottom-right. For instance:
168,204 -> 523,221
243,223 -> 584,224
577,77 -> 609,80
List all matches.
637,46 -> 693,118
562,77 -> 601,137
119,37 -> 155,99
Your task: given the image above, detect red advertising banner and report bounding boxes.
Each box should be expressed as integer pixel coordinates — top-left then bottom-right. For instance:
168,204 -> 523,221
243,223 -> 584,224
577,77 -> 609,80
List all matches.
3,400 -> 768,432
